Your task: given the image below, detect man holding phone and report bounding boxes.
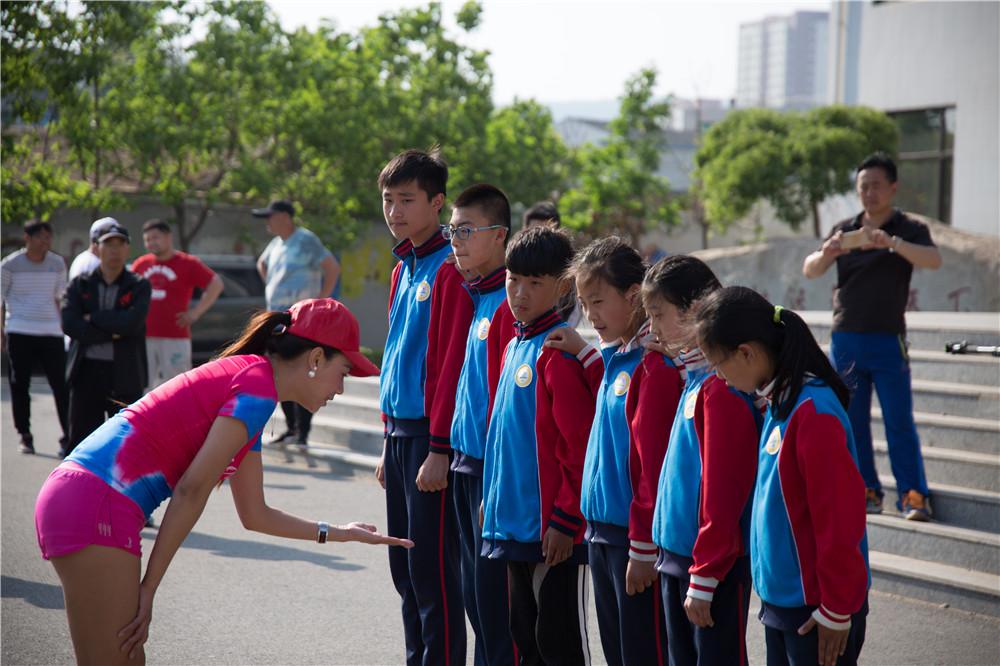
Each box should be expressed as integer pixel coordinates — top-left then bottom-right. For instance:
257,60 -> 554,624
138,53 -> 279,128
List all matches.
803,152 -> 942,521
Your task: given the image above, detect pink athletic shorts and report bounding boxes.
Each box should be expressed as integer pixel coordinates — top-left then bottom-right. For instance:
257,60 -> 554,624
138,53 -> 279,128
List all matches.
34,462 -> 145,560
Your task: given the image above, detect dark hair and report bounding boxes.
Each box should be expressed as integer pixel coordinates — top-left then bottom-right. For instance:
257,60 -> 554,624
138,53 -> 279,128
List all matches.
142,218 -> 171,234
857,152 -> 897,183
378,147 -> 448,199
522,201 -> 561,227
24,220 -> 52,236
453,183 -> 512,239
216,310 -> 340,361
693,286 -> 849,421
506,225 -> 574,278
570,237 -> 646,335
642,254 -> 722,310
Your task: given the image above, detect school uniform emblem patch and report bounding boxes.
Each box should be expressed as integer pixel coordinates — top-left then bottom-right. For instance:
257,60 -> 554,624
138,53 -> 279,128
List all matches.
683,387 -> 699,419
765,427 -> 782,455
514,364 -> 533,387
613,371 -> 630,396
415,280 -> 431,302
477,317 -> 491,340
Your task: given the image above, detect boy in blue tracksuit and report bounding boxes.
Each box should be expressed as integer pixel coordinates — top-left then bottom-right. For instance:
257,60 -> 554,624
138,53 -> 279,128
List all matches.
377,149 -> 471,666
446,184 -> 516,665
481,225 -> 596,666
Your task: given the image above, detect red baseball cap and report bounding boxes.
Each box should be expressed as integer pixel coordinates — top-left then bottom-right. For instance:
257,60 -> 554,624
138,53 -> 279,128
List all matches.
287,299 -> 380,377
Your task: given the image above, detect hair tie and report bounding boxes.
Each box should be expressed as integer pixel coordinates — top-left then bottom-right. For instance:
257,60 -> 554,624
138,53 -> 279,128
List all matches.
773,305 -> 785,326
272,323 -> 288,336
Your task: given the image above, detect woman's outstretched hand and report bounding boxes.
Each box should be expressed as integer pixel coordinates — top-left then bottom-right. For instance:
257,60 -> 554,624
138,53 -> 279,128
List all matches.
337,522 -> 414,548
118,582 -> 155,659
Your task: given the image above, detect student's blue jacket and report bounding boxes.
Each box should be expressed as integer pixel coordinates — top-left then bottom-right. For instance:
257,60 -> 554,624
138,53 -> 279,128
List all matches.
753,378 -> 870,631
652,348 -> 762,602
379,229 -> 473,450
451,267 -> 511,475
481,309 -> 596,563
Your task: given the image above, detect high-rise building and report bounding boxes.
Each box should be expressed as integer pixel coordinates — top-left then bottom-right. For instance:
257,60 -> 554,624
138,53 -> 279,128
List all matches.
736,11 -> 829,110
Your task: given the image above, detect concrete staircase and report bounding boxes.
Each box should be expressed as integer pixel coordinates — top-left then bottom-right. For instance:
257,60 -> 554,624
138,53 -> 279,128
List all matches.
266,311 -> 1000,617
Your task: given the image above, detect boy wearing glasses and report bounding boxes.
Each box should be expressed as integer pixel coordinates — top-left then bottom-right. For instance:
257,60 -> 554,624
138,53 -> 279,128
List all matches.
445,184 -> 516,665
377,149 -> 472,665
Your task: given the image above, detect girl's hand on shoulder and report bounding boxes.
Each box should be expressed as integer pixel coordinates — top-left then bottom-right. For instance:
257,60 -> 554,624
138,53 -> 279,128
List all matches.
798,616 -> 850,666
336,522 -> 414,549
683,595 -> 714,628
544,328 -> 587,356
118,581 -> 155,659
625,558 -> 658,596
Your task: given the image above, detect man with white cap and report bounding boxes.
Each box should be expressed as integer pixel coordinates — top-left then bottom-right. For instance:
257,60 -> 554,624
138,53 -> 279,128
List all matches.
69,217 -> 118,280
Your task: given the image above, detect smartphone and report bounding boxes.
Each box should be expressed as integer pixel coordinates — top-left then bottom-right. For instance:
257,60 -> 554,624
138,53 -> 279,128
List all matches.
840,228 -> 870,250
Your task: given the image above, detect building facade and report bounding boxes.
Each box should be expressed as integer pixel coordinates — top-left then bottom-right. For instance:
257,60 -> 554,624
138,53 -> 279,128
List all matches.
737,11 -> 829,110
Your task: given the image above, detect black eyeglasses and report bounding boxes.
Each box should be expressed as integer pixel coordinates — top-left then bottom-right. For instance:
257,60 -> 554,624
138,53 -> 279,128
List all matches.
443,224 -> 506,241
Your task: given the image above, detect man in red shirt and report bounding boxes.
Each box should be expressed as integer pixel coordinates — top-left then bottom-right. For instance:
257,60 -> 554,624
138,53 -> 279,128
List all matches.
131,219 -> 224,388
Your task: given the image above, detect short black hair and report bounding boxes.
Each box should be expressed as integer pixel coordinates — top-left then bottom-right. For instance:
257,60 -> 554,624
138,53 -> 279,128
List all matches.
642,254 -> 722,311
453,183 -> 512,237
857,152 -> 897,183
506,225 -> 574,278
523,201 -> 561,227
378,148 -> 448,199
142,218 -> 171,234
24,220 -> 52,236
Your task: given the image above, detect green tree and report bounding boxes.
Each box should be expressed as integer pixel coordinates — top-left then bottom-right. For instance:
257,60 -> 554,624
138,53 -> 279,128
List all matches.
560,68 -> 678,246
695,105 -> 898,238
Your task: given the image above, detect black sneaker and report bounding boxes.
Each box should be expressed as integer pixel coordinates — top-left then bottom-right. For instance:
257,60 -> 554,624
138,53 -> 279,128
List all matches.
268,430 -> 297,446
19,434 -> 34,455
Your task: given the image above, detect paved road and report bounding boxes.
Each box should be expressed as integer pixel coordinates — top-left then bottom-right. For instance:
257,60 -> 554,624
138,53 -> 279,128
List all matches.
3,388 -> 999,665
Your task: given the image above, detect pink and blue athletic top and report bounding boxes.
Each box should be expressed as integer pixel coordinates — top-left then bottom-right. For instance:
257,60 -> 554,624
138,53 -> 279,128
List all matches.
753,378 -> 870,631
65,354 -> 278,517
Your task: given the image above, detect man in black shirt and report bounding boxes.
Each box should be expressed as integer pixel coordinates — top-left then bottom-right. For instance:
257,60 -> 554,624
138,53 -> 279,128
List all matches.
803,153 -> 942,521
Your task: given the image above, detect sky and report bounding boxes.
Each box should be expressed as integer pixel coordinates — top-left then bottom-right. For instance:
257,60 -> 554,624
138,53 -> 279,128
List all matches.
269,0 -> 829,110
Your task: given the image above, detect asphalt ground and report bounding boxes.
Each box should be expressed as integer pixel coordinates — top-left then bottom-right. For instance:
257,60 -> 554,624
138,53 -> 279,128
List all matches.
3,386 -> 999,665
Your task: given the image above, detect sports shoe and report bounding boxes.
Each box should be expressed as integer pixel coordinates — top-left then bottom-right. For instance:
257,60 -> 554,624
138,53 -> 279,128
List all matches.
865,488 -> 883,514
268,430 -> 297,446
901,490 -> 931,522
19,434 -> 34,455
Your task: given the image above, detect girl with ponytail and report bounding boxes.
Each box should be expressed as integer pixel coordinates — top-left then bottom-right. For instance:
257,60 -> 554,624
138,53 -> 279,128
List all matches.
693,286 -> 869,666
35,299 -> 412,665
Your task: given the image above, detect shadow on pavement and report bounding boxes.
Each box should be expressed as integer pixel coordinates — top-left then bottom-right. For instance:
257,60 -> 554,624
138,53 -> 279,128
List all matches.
1,575 -> 64,609
179,531 -> 365,571
261,483 -> 307,491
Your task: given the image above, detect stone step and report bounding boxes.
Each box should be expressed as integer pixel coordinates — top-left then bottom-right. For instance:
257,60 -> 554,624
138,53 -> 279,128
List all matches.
894,379 -> 999,420
874,441 -> 999,492
872,409 -> 1000,455
802,311 -> 1000,353
343,376 -> 380,401
882,479 -> 1000,533
891,349 -> 999,387
867,514 -> 1000,576
868,550 -> 1000,617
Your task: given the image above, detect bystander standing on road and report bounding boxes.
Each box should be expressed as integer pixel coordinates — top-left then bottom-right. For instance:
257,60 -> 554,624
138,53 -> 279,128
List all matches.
68,218 -> 118,281
1,220 -> 70,455
131,219 -> 224,388
802,153 -> 943,521
61,223 -> 151,457
255,200 -> 340,448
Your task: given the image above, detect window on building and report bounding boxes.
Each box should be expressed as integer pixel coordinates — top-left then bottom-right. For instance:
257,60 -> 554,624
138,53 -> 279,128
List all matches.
889,107 -> 955,224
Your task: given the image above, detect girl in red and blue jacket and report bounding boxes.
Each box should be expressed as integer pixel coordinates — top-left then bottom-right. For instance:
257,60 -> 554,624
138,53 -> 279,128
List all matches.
650,256 -> 762,666
546,240 -> 683,666
694,286 -> 869,666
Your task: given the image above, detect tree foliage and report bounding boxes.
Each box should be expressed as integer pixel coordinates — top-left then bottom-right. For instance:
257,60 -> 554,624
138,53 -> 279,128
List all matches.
695,105 -> 898,237
560,68 -> 678,247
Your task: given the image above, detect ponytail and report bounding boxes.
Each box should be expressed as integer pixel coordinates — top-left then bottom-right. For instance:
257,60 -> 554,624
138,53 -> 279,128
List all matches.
215,309 -> 340,361
693,286 -> 849,420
